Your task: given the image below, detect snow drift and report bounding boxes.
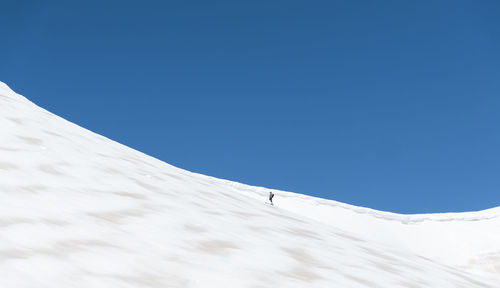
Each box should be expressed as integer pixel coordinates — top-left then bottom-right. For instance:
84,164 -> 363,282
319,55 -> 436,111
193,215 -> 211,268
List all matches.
0,81 -> 499,288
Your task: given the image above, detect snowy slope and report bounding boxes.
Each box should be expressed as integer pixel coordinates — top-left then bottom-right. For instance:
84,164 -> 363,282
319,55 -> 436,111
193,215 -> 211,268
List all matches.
0,81 -> 499,288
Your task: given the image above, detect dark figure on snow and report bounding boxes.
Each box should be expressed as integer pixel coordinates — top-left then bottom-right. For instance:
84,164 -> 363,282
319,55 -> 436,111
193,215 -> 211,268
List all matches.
269,191 -> 275,205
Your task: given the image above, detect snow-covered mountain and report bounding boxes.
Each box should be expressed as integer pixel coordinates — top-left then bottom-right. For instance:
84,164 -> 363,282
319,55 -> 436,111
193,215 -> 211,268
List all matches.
1,81 -> 499,288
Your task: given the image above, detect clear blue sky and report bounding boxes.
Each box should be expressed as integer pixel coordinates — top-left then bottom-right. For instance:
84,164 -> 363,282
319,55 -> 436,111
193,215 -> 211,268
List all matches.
2,1 -> 499,213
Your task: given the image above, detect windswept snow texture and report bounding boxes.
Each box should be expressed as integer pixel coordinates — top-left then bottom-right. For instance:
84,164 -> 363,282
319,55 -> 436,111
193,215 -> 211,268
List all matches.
0,81 -> 499,288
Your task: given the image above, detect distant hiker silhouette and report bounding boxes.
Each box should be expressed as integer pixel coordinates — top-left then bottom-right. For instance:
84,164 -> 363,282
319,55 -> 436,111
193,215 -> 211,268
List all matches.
269,191 -> 275,205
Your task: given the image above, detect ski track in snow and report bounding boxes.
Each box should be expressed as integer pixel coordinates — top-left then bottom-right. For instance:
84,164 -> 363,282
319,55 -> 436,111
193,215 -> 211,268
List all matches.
0,81 -> 499,287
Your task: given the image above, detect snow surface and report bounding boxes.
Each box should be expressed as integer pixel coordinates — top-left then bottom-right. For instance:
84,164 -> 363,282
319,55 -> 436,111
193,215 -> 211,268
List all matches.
0,81 -> 499,287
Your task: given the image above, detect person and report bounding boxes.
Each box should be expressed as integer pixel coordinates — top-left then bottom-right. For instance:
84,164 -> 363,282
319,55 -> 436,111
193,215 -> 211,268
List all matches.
269,191 -> 275,205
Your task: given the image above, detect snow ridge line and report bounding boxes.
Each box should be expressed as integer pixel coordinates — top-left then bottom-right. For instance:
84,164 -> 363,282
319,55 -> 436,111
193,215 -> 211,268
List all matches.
200,175 -> 500,225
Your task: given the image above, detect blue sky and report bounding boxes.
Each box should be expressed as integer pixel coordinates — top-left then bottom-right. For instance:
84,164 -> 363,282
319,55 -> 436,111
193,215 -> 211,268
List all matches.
1,0 -> 499,213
